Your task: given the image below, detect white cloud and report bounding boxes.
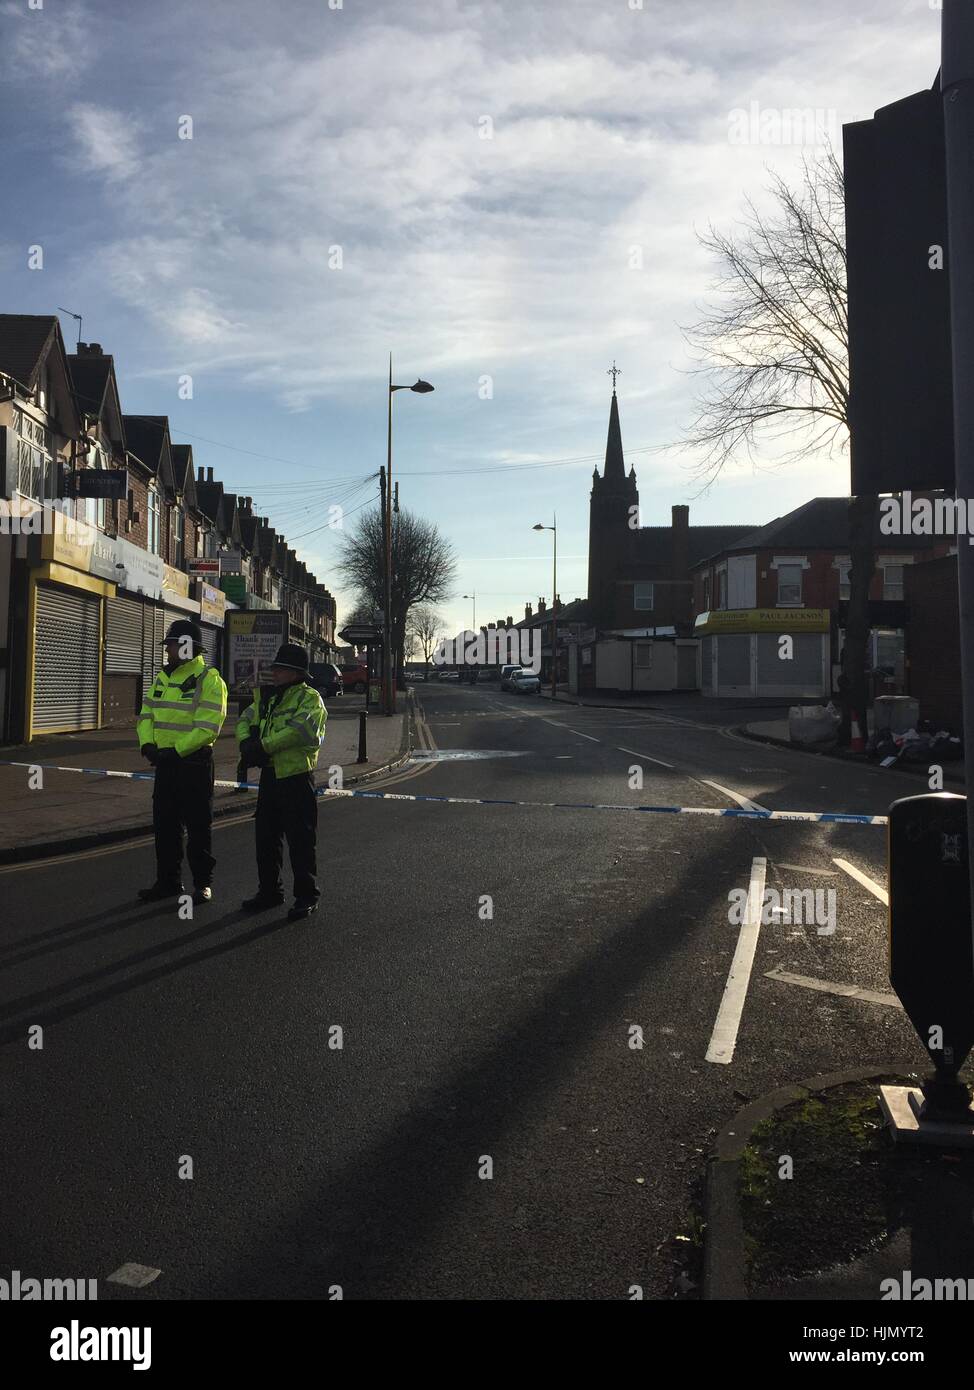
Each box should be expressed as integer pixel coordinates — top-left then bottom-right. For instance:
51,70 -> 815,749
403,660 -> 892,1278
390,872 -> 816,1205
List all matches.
69,103 -> 143,181
0,0 -> 92,80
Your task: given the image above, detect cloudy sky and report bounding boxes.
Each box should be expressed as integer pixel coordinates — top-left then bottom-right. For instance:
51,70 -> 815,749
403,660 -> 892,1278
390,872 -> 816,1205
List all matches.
2,0 -> 941,635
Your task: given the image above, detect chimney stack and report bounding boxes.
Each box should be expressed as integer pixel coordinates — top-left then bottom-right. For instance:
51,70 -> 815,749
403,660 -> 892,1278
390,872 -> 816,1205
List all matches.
525,603 -> 533,620
207,466 -> 214,482
76,343 -> 103,356
197,466 -> 204,482
538,596 -> 546,613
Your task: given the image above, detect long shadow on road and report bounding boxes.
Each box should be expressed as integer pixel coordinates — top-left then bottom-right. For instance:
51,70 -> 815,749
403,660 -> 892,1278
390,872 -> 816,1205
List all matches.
211,835 -> 756,1299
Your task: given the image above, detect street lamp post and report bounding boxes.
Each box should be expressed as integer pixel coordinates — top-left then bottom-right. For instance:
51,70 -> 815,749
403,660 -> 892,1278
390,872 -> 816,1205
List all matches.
532,517 -> 557,701
462,592 -> 477,683
384,357 -> 434,715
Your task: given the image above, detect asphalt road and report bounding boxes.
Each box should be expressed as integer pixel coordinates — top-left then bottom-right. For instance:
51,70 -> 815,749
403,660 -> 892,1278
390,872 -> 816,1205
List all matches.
0,681 -> 928,1299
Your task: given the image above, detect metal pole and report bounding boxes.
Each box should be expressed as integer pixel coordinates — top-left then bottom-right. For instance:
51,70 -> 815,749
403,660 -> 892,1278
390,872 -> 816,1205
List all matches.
551,515 -> 557,702
385,354 -> 393,716
943,0 -> 974,952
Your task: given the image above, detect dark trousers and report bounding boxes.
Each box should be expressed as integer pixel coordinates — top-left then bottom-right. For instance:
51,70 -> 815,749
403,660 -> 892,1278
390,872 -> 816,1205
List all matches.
152,752 -> 215,890
255,768 -> 319,902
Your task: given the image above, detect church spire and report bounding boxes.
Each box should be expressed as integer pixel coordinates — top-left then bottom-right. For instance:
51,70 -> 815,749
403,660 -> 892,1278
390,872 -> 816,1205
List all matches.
603,364 -> 626,482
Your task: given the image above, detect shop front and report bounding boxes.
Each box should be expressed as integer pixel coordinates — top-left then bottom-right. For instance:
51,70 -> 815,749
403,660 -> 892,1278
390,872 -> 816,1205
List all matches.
29,513 -> 116,738
198,582 -> 227,672
695,607 -> 831,698
93,533 -> 165,726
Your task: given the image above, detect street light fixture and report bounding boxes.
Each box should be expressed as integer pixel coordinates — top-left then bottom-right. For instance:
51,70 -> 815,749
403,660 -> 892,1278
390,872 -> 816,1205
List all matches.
385,357 -> 434,715
462,591 -> 477,631
532,517 -> 557,702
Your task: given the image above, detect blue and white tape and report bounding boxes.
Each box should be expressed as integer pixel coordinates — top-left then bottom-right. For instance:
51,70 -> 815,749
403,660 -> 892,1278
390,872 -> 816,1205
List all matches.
0,759 -> 887,826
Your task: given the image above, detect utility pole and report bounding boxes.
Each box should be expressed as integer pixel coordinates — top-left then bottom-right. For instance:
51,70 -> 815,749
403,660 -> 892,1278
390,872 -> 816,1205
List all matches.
385,356 -> 394,716
551,515 -> 557,702
943,0 -> 974,947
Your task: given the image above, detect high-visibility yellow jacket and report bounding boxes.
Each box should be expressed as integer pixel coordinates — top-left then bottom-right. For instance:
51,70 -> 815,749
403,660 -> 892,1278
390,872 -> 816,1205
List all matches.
235,679 -> 327,778
136,656 -> 228,757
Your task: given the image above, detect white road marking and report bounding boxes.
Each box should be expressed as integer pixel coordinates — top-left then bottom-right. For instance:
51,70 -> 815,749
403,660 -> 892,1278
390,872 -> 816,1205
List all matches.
764,965 -> 900,1009
616,746 -> 674,770
775,863 -> 837,876
701,779 -> 769,814
541,718 -> 600,742
832,857 -> 889,906
706,855 -> 767,1065
107,1263 -> 162,1288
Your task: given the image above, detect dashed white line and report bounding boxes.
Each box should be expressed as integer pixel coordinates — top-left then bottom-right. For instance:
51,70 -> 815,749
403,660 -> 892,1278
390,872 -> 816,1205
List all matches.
706,855 -> 767,1065
616,746 -> 674,770
701,779 -> 770,814
832,857 -> 889,906
541,718 -> 600,742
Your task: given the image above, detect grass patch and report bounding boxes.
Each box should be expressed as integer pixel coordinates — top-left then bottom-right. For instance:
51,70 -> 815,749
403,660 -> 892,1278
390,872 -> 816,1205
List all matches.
739,1075 -> 974,1290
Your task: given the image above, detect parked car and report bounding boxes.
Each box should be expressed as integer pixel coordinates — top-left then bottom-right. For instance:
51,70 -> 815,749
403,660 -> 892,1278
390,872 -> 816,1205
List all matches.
440,670 -> 460,681
339,663 -> 369,694
310,663 -> 344,698
511,669 -> 540,695
500,664 -> 521,691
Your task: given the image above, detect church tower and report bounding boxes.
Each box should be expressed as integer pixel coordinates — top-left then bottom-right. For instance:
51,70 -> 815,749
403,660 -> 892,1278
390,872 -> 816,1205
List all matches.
588,366 -> 639,628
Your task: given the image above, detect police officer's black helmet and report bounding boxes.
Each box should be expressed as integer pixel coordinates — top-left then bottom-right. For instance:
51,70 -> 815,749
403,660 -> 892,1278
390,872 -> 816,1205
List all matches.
269,643 -> 310,673
162,619 -> 203,648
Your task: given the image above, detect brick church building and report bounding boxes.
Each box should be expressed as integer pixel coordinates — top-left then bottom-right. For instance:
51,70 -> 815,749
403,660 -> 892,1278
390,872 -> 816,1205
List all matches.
587,383 -> 757,633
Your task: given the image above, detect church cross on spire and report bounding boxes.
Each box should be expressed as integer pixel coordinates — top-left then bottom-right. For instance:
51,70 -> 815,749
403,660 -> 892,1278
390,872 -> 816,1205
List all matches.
607,360 -> 621,393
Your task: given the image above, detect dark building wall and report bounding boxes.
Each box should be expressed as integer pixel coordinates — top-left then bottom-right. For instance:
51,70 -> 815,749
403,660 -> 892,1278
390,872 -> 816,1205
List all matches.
905,555 -> 961,729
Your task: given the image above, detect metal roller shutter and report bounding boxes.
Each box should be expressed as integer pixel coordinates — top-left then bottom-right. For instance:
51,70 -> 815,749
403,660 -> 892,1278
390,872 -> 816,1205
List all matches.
105,596 -> 143,673
32,585 -> 101,733
716,634 -> 750,687
142,605 -> 166,699
200,624 -> 221,670
756,633 -> 824,687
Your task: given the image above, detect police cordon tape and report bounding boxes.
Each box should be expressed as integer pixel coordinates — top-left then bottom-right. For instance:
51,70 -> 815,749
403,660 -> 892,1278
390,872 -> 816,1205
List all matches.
0,759 -> 887,825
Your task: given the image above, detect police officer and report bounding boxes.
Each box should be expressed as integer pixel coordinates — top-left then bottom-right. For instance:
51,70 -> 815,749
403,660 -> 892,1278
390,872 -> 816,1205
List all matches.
136,619 -> 228,904
236,643 -> 327,920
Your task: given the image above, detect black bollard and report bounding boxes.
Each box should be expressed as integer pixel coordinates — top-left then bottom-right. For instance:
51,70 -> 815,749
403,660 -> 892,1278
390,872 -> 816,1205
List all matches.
357,709 -> 368,763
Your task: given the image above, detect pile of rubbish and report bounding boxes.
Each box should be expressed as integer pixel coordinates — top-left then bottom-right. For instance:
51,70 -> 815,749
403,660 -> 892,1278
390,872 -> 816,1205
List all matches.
867,721 -> 962,766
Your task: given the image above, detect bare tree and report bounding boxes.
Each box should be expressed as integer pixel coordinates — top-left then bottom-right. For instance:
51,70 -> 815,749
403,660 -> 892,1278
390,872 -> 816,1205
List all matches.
681,147 -> 874,744
407,604 -> 445,674
336,506 -> 456,687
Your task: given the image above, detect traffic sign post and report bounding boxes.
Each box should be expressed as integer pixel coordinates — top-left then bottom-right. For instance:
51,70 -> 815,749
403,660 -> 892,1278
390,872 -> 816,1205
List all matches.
882,792 -> 974,1142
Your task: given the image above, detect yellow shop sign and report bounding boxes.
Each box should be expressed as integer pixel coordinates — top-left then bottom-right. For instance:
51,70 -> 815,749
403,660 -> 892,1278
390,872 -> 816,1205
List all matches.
694,608 -> 830,636
39,510 -> 95,572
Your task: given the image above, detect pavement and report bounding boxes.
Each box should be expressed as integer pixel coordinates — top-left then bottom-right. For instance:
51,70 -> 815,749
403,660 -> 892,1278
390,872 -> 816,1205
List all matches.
0,679 -> 938,1299
0,693 -> 411,861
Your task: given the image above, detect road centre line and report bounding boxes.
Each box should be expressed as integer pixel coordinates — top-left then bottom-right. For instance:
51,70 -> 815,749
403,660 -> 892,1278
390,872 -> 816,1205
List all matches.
541,718 -> 600,742
616,746 -> 675,770
706,855 -> 767,1065
701,779 -> 770,814
832,857 -> 889,905
764,965 -> 900,1009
